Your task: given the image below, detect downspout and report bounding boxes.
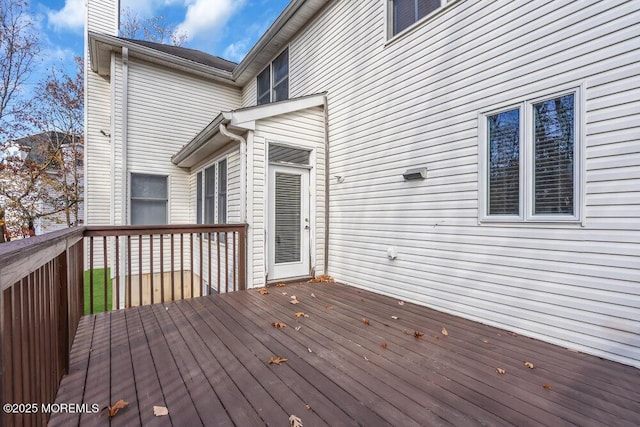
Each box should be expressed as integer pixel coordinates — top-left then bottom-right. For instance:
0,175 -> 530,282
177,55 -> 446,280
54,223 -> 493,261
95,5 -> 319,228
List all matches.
219,124 -> 247,222
121,47 -> 129,226
323,96 -> 330,275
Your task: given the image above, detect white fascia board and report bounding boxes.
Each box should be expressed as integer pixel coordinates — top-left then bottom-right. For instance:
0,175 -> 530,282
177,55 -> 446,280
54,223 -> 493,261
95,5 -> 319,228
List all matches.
222,93 -> 326,128
172,114 -> 227,167
88,32 -> 237,85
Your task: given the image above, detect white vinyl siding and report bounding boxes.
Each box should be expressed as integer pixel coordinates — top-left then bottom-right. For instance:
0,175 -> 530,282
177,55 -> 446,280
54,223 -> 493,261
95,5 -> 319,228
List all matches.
277,0 -> 640,367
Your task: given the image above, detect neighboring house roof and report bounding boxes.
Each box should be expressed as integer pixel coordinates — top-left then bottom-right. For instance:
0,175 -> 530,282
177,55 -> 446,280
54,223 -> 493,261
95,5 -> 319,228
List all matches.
13,132 -> 75,166
125,39 -> 237,72
88,0 -> 330,85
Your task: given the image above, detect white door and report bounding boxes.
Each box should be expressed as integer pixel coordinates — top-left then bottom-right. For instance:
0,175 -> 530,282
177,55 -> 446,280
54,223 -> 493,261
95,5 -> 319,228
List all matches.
268,165 -> 310,280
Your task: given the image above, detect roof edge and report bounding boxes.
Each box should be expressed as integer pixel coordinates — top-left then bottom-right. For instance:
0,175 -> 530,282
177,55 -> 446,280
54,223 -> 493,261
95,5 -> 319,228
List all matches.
172,114 -> 227,167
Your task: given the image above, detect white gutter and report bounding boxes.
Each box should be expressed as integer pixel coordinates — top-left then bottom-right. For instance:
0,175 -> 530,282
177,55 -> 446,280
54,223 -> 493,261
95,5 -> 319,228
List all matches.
120,46 -> 129,309
219,124 -> 247,223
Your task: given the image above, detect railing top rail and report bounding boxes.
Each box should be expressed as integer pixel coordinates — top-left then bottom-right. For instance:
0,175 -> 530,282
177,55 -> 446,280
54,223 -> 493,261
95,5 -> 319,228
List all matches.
0,226 -> 86,291
84,223 -> 249,237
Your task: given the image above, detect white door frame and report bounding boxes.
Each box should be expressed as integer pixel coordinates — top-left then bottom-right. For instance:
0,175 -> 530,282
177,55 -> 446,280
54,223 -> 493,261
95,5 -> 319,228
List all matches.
267,164 -> 310,280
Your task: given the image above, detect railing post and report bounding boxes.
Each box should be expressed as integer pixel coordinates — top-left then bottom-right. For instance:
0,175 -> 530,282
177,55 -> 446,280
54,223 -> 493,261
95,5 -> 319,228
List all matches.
57,250 -> 69,377
238,225 -> 247,291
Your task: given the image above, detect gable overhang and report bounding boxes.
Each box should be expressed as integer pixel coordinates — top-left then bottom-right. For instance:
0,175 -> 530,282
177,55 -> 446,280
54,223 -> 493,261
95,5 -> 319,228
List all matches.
232,0 -> 330,86
172,93 -> 326,168
88,32 -> 237,86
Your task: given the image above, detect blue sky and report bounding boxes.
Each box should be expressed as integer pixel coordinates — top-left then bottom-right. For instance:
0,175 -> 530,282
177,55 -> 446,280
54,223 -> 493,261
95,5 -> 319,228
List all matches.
34,0 -> 291,69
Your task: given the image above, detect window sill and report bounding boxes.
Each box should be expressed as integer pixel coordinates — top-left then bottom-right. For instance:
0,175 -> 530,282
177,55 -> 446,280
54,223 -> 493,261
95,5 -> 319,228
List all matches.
478,217 -> 584,227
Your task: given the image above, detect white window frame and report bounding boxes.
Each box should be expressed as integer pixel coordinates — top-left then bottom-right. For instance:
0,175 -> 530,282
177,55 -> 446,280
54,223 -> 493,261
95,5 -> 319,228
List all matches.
386,0 -> 451,40
256,47 -> 289,105
195,156 -> 228,228
129,172 -> 169,225
478,87 -> 582,224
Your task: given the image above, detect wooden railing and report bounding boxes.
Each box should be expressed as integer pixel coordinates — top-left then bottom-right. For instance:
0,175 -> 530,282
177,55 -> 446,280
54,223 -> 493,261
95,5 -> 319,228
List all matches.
0,223 -> 247,426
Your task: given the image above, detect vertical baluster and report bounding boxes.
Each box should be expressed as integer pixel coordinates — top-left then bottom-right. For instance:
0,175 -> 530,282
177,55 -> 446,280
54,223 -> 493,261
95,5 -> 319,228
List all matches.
217,232 -> 221,294
127,235 -> 132,308
171,234 -> 175,301
115,236 -> 120,310
199,232 -> 203,297
150,234 -> 154,305
225,231 -> 229,293
180,234 -> 184,300
138,235 -> 143,306
89,236 -> 94,314
239,225 -> 246,291
160,234 -> 165,303
233,231 -> 237,292
208,232 -> 212,296
103,236 -> 108,312
190,233 -> 194,298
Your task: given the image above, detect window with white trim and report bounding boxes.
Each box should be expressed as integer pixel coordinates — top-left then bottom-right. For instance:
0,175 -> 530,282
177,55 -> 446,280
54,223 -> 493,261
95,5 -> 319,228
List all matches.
130,173 -> 168,225
479,90 -> 580,222
257,48 -> 289,105
196,158 -> 228,226
389,0 -> 447,37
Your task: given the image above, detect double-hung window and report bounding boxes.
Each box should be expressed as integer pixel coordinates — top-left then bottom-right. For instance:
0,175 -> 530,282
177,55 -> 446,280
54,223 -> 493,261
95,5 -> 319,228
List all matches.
479,90 -> 580,222
257,48 -> 289,105
389,0 -> 447,37
196,158 -> 228,228
130,173 -> 168,225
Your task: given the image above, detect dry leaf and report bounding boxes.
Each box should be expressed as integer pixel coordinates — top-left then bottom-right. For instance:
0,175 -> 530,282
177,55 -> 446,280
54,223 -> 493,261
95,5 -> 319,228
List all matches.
391,315 -> 399,320
289,414 -> 304,427
104,400 -> 128,418
290,296 -> 300,305
402,329 -> 409,335
295,326 -> 301,331
272,322 -> 287,329
524,361 -> 535,369
482,338 -> 489,344
268,356 -> 288,365
414,331 -> 425,339
282,292 -> 288,295
276,283 -> 287,287
307,275 -> 334,283
496,368 -> 506,375
381,343 -> 388,349
307,348 -> 312,353
295,311 -> 306,318
304,404 -> 312,411
311,293 -> 316,298
362,318 -> 370,326
508,332 -> 518,337
324,305 -> 333,310
441,327 -> 449,336
543,383 -> 552,390
259,288 -> 269,295
398,301 -> 405,306
363,355 -> 369,361
153,406 -> 168,417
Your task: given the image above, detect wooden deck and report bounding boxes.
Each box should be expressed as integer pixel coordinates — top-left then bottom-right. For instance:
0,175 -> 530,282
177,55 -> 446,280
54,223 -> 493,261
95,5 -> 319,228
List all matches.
50,281 -> 640,426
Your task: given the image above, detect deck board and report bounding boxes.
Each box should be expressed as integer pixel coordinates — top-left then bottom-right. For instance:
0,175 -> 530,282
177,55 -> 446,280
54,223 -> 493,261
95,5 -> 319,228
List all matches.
51,282 -> 640,426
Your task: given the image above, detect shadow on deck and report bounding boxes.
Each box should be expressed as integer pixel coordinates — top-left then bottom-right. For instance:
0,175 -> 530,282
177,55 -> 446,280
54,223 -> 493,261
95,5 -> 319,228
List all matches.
51,282 -> 640,426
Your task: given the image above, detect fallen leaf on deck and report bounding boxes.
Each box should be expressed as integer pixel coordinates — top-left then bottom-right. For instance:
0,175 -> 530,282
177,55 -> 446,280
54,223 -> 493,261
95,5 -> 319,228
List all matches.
362,318 -> 370,325
282,292 -> 288,295
290,296 -> 300,304
305,403 -> 312,411
496,368 -> 506,375
307,347 -> 312,353
259,288 -> 269,295
414,331 -> 425,339
524,361 -> 535,369
295,326 -> 302,331
289,414 -> 304,427
482,339 -> 489,344
295,311 -> 306,318
272,322 -> 287,329
104,400 -> 128,418
153,406 -> 168,417
381,343 -> 388,349
441,327 -> 449,336
307,275 -> 334,283
398,301 -> 405,306
324,305 -> 333,310
311,293 -> 316,298
508,332 -> 518,337
543,383 -> 552,390
363,355 -> 369,361
391,316 -> 399,320
403,329 -> 409,335
276,283 -> 287,287
268,356 -> 288,365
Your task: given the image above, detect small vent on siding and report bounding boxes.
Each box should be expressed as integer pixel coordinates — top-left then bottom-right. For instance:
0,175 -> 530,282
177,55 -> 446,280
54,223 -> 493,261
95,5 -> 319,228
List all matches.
275,173 -> 301,264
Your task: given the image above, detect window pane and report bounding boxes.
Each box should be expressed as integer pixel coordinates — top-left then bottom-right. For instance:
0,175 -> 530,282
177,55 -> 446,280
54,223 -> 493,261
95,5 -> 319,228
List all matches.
131,200 -> 167,225
275,173 -> 301,264
272,49 -> 289,102
418,0 -> 442,20
205,165 -> 216,223
488,108 -> 520,215
533,94 -> 574,215
393,0 -> 441,36
269,144 -> 310,164
218,159 -> 227,224
131,174 -> 167,198
257,67 -> 270,105
196,172 -> 202,224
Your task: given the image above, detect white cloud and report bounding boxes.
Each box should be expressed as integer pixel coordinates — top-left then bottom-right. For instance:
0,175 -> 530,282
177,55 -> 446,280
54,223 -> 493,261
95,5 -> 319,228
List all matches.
47,0 -> 85,32
223,39 -> 250,62
176,0 -> 245,42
